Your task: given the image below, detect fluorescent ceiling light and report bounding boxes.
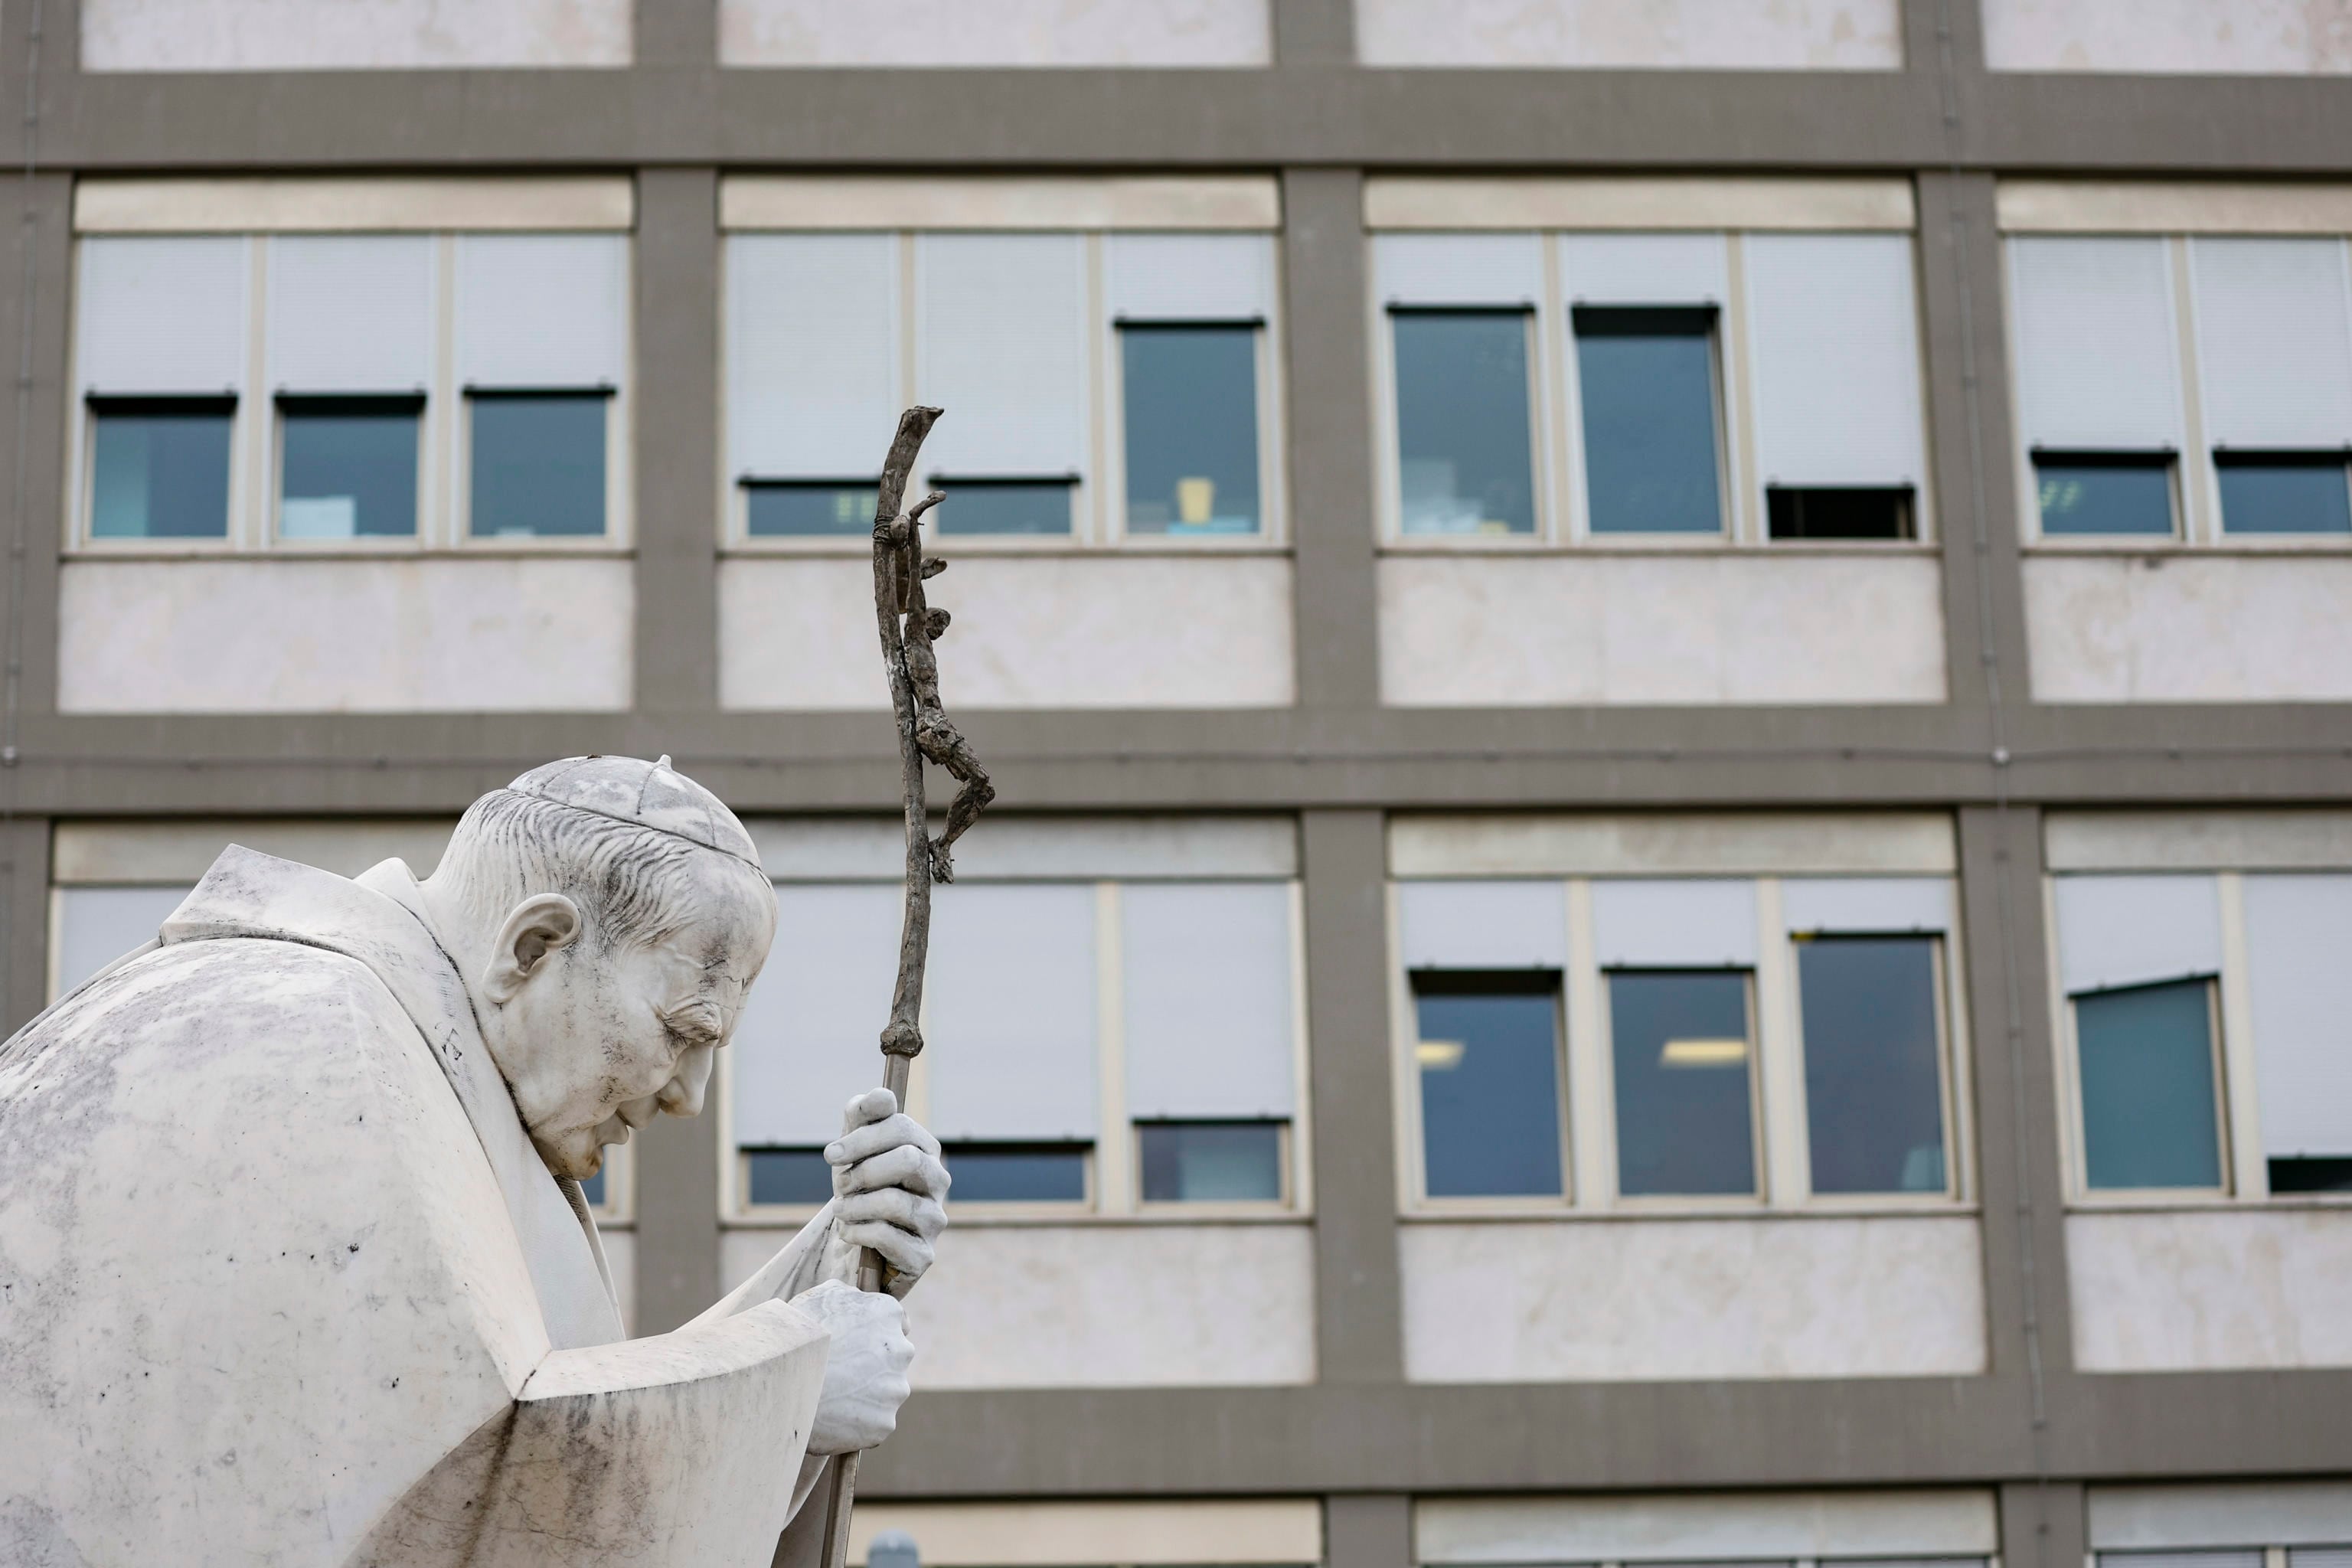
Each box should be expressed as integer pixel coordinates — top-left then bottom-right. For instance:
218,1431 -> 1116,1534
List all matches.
1659,1037 -> 1747,1067
1416,1039 -> 1466,1070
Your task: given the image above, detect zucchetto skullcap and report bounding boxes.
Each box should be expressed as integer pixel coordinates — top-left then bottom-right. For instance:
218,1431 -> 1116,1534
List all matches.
504,755 -> 764,872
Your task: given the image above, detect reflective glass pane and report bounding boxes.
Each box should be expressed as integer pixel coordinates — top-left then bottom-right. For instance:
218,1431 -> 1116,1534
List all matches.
1121,325 -> 1260,537
577,1166 -> 606,1207
1415,984 -> 1563,1197
2216,456 -> 2352,534
469,394 -> 606,537
1610,969 -> 1756,1197
2076,978 -> 2222,1190
943,1142 -> 1088,1202
1138,1121 -> 1282,1201
89,402 -> 233,539
746,482 -> 879,538
744,1147 -> 834,1205
1798,936 -> 1949,1194
2035,456 -> 2174,536
1392,310 -> 1536,536
280,402 -> 419,538
1577,308 -> 1723,535
930,480 -> 1073,536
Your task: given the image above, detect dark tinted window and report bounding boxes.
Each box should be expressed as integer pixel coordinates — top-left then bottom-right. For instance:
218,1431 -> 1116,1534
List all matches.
1122,325 -> 1260,536
1609,969 -> 1756,1197
1798,936 -> 1948,1194
929,478 -> 1073,536
2076,978 -> 2222,1190
1138,1121 -> 1282,1201
2034,452 -> 2174,536
279,395 -> 420,539
744,1147 -> 834,1206
746,481 -> 880,538
1576,305 -> 1723,535
1414,977 -> 1564,1197
89,397 -> 234,539
944,1142 -> 1089,1202
1392,309 -> 1537,536
470,392 -> 607,537
2216,452 -> 2352,534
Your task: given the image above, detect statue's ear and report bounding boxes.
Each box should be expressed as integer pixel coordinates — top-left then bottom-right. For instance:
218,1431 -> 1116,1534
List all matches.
483,893 -> 582,1003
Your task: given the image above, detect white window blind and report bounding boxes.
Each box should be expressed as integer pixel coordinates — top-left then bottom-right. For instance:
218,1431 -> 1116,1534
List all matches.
1375,233 -> 1544,307
77,237 -> 247,395
2009,237 -> 2184,451
2052,874 -> 2223,995
1592,879 -> 1759,969
1396,880 -> 1568,970
455,234 -> 627,390
2244,873 -> 2352,1158
925,882 -> 1099,1142
1107,234 -> 1276,322
730,883 -> 905,1148
2191,237 -> 2352,451
726,233 -> 900,480
1746,234 -> 1926,488
1558,233 -> 1728,306
1122,882 -> 1295,1120
53,886 -> 190,1000
264,235 -> 435,394
915,233 -> 1087,478
1782,877 -> 1952,935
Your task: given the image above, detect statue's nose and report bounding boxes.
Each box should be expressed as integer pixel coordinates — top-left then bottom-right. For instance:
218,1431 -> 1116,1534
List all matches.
658,1044 -> 714,1117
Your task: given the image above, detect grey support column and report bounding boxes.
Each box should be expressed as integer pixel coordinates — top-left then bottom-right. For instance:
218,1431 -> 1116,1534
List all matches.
1272,0 -> 1355,67
0,818 -> 49,1033
2001,1478 -> 2086,1568
1301,808 -> 1405,1384
629,166 -> 726,1331
635,0 -> 717,69
1327,1494 -> 1413,1568
1955,805 -> 2076,1409
632,166 -> 724,719
0,169 -> 72,734
1281,169 -> 1382,714
1916,171 -> 2032,716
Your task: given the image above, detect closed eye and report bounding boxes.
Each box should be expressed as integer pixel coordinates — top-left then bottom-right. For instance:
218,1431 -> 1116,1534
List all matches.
659,1003 -> 724,1051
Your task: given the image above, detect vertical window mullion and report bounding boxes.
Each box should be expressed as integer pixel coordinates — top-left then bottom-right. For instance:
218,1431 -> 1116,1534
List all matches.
1754,877 -> 1809,1207
242,235 -> 270,550
1564,877 -> 1612,1208
1093,879 -> 1132,1214
2173,234 -> 2220,544
1085,231 -> 1109,547
2215,869 -> 2265,1200
1723,230 -> 1762,545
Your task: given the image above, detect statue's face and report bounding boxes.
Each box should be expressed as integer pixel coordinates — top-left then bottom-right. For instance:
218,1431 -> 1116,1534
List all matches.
499,889 -> 775,1182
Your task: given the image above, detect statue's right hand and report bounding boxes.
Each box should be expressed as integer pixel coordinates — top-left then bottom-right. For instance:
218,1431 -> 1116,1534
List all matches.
792,1279 -> 915,1455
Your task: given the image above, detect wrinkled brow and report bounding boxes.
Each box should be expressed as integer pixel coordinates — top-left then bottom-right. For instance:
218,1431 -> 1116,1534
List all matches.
659,1000 -> 726,1047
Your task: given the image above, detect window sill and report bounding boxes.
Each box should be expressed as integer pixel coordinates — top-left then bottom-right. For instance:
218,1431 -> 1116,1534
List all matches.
66,540 -> 634,561
2024,537 -> 2352,557
2066,1194 -> 2352,1213
727,1205 -> 1311,1229
1377,537 -> 1939,558
722,535 -> 1290,559
1400,1200 -> 1978,1223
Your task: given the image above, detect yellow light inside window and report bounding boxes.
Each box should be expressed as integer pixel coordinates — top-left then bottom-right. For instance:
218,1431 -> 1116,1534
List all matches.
1658,1037 -> 1748,1068
1416,1039 -> 1467,1070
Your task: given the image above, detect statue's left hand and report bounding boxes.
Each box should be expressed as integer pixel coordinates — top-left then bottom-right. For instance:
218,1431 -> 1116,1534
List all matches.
825,1088 -> 949,1298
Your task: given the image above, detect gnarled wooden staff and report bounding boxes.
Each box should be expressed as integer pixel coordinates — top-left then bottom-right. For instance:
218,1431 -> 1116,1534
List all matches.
817,405 -> 995,1568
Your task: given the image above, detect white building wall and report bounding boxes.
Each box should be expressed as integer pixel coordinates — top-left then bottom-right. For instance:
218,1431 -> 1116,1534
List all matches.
1379,554 -> 1948,706
2069,1209 -> 2352,1370
1355,0 -> 1902,69
81,0 -> 632,70
1398,1216 -> 1987,1381
58,558 -> 632,713
722,1223 -> 1318,1387
1984,0 -> 2352,74
2024,556 -> 2352,703
720,556 -> 1295,710
720,0 -> 1270,67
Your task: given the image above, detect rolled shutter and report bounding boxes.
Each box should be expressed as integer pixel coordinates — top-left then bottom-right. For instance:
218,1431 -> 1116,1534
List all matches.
456,234 -> 628,390
2008,237 -> 2184,452
1592,879 -> 1759,968
77,237 -> 247,395
1782,877 -> 1952,934
2244,873 -> 2352,1158
1122,882 -> 1296,1120
730,883 -> 906,1148
1375,233 -> 1544,307
726,232 -> 901,479
925,882 -> 1099,1141
915,233 -> 1088,478
265,234 -> 435,393
1396,880 -> 1568,970
1746,233 -> 1926,488
2051,874 -> 2222,995
1107,233 -> 1276,322
2191,237 -> 2352,450
1558,232 -> 1728,306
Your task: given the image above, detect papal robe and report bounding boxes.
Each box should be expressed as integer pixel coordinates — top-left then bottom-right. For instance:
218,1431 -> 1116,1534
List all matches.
0,846 -> 845,1567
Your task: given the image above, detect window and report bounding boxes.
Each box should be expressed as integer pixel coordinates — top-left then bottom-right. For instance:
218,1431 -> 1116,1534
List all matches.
278,394 -> 422,540
1395,868 -> 1965,1210
2076,979 -> 2225,1191
2215,451 -> 2352,535
70,230 -> 627,550
724,230 -> 1280,546
2033,451 -> 2177,536
1119,323 -> 1261,535
468,391 -> 609,537
87,397 -> 234,539
1413,974 -> 1566,1197
1575,305 -> 1724,536
1392,308 -> 1538,536
2052,867 -> 2352,1200
726,822 -> 1305,1219
1374,228 -> 1928,544
1798,936 -> 1949,1194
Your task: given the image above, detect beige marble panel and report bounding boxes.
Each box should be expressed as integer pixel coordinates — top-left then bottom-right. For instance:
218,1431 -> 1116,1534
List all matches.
1399,1215 -> 1987,1381
82,0 -> 631,70
720,554 -> 1295,710
58,557 -> 632,713
721,0 -> 1269,67
1379,553 -> 1947,706
722,1223 -> 1318,1387
2024,554 -> 2352,702
1985,0 -> 2352,74
2069,1208 -> 2352,1370
1356,0 -> 1901,69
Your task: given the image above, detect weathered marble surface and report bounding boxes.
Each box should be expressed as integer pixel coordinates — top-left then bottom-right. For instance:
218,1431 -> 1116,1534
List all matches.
2024,554 -> 2352,703
1984,0 -> 2352,74
1355,0 -> 1902,69
719,0 -> 1269,67
81,0 -> 631,70
2069,1207 -> 2352,1370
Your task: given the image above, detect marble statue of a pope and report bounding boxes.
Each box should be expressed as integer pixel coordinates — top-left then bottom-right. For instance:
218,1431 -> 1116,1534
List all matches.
0,756 -> 952,1567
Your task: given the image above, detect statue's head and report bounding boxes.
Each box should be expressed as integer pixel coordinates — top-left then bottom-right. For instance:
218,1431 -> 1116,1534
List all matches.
423,756 -> 778,1181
